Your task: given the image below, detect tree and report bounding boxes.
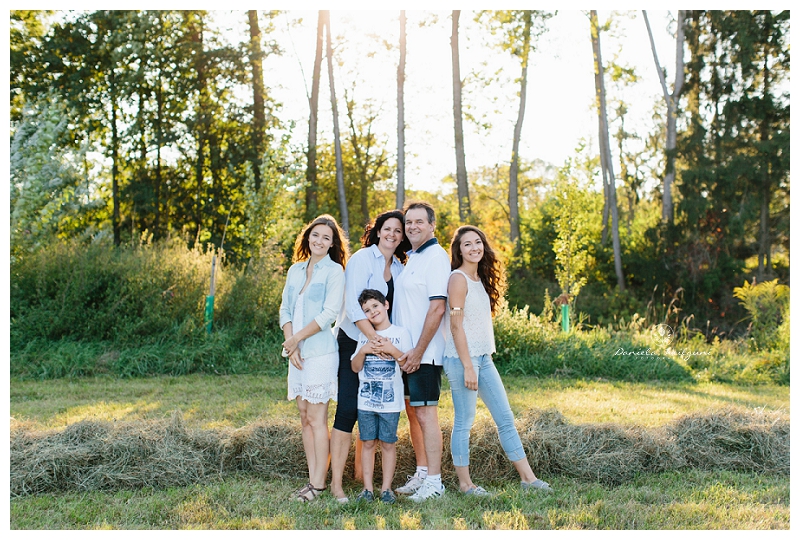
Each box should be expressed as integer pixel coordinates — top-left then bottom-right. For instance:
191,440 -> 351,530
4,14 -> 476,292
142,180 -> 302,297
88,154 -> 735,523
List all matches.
305,10 -> 324,221
396,10 -> 407,210
679,10 -> 789,293
477,10 -> 553,247
552,160 -> 598,310
247,10 -> 266,193
450,10 -> 471,222
324,10 -> 350,235
10,94 -> 92,255
345,94 -> 390,229
642,10 -> 685,225
589,10 -> 625,291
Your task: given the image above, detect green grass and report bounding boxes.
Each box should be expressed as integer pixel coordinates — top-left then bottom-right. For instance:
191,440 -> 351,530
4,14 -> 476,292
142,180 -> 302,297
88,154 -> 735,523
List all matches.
9,374 -> 790,529
9,470 -> 788,530
10,374 -> 789,431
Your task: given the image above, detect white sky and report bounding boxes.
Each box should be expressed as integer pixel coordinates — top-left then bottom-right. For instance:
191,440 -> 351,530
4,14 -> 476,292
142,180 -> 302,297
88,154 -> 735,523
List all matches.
232,8 -> 682,192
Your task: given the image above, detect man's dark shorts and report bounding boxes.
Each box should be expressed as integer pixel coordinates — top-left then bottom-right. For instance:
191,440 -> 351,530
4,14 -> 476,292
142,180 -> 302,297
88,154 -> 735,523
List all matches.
403,364 -> 443,407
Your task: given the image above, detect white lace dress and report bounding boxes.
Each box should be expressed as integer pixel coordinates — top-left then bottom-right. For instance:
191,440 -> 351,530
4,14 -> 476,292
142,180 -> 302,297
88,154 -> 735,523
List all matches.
287,293 -> 338,403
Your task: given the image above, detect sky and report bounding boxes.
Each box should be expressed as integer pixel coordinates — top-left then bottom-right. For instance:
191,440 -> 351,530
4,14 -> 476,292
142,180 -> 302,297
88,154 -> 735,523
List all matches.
233,7 -> 682,193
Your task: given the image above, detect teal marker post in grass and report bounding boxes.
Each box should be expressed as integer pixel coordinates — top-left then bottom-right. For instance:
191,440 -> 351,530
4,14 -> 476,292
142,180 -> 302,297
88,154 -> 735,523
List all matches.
205,254 -> 217,334
561,303 -> 569,333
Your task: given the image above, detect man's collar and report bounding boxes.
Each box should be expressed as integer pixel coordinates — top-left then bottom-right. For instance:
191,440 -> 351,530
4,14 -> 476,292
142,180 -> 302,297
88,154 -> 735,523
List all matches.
410,237 -> 439,254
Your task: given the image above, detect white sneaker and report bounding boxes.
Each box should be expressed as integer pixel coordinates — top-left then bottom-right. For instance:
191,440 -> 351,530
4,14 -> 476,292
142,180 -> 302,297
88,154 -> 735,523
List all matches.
409,479 -> 445,502
395,474 -> 425,495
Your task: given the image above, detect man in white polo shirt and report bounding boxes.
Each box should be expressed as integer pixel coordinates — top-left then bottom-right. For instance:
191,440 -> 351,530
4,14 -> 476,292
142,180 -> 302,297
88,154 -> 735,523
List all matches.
393,201 -> 450,501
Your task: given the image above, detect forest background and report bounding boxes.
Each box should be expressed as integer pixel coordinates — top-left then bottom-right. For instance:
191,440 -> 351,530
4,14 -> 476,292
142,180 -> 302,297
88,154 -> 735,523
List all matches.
7,9 -> 791,384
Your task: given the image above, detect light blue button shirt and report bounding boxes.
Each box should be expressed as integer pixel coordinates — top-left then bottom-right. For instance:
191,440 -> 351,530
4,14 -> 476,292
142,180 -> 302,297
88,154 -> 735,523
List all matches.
336,244 -> 404,341
279,254 -> 345,358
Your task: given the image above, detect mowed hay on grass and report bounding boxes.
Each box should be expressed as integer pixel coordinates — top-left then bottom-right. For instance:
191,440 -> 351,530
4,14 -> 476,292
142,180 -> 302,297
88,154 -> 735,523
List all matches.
10,407 -> 788,497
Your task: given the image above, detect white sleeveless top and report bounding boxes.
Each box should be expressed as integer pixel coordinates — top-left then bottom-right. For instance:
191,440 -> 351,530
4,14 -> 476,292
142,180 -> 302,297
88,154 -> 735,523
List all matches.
444,269 -> 496,358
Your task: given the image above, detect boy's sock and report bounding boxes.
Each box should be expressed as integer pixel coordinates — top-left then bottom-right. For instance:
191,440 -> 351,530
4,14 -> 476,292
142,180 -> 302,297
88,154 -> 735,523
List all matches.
416,466 -> 428,479
426,473 -> 442,488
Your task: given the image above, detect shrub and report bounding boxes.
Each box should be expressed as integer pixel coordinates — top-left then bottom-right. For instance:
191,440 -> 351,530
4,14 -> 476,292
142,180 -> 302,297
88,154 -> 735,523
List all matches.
10,236 -> 212,347
732,279 -> 790,351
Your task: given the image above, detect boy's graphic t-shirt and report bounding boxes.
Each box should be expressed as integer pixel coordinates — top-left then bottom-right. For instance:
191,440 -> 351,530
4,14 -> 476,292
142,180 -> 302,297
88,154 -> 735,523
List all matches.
352,324 -> 412,413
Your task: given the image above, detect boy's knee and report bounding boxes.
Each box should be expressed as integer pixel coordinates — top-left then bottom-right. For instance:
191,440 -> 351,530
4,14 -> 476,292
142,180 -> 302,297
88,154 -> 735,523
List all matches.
362,439 -> 377,450
380,441 -> 396,452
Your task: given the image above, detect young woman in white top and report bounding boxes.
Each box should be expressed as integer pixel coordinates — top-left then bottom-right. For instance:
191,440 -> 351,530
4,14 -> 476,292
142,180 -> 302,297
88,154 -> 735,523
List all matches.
279,214 -> 348,502
443,225 -> 552,496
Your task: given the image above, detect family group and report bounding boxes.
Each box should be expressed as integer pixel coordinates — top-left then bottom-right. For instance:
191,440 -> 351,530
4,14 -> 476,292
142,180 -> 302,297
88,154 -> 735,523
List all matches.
278,201 -> 552,504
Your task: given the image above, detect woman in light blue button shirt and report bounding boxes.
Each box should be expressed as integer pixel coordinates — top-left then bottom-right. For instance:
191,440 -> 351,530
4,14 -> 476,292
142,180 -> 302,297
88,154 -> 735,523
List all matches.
279,214 -> 349,502
329,209 -> 410,503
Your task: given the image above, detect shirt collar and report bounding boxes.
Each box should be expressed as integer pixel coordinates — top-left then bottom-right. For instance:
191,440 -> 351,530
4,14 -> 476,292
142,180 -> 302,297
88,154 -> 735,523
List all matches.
409,237 -> 439,255
302,253 -> 332,269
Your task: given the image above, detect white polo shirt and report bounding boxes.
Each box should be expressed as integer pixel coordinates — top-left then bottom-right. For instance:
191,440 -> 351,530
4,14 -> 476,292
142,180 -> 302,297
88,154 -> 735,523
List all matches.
393,237 -> 450,365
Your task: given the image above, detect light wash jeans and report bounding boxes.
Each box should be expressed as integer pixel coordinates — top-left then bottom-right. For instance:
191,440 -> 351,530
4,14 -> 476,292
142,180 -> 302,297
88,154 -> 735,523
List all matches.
443,354 -> 527,467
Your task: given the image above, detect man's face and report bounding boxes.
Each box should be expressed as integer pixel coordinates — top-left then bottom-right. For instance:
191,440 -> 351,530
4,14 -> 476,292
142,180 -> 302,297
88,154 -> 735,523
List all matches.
404,208 -> 435,249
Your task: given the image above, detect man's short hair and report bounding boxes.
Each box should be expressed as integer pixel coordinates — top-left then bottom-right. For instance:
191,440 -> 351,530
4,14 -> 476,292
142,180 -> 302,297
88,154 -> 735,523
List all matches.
403,200 -> 436,224
358,288 -> 388,307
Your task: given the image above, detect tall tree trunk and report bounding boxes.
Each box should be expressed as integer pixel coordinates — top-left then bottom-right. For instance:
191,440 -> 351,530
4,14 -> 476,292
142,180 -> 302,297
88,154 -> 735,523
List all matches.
325,11 -> 349,235
590,10 -> 625,291
188,12 -> 207,243
305,11 -> 324,221
396,10 -> 406,211
155,77 -> 163,239
248,10 -> 266,192
110,71 -> 120,247
451,10 -> 471,222
757,28 -> 772,281
509,11 -> 532,247
643,9 -> 685,225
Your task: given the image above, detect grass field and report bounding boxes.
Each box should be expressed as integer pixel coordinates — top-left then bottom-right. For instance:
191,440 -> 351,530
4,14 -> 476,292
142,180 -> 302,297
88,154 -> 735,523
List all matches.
9,374 -> 790,530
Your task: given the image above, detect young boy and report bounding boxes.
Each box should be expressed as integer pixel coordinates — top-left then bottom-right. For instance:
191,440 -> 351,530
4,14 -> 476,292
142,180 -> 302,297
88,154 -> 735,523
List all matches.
351,289 -> 413,504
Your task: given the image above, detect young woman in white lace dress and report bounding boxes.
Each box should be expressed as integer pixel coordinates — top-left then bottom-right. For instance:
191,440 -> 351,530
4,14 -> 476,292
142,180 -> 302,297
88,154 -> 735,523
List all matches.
443,225 -> 552,496
279,214 -> 348,501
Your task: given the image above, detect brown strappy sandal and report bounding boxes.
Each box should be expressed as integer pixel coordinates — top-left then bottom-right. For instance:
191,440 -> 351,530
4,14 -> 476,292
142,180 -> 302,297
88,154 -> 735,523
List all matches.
295,483 -> 326,502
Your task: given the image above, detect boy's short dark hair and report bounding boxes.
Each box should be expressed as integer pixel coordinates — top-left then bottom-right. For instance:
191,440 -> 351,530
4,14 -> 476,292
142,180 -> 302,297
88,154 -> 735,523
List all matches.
358,288 -> 387,307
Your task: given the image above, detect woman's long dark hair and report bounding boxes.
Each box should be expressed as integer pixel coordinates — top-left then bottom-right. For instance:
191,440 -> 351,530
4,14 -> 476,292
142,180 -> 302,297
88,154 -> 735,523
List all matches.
360,209 -> 411,263
292,214 -> 350,267
449,225 -> 505,315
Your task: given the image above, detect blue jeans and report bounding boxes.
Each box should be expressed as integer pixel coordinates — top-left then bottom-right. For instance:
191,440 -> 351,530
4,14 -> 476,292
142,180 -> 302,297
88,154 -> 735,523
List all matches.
443,354 -> 527,467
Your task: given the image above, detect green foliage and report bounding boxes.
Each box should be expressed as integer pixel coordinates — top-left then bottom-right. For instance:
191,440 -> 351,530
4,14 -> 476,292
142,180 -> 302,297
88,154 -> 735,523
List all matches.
732,279 -> 790,351
10,93 -> 100,256
552,162 -> 600,301
10,236 -> 212,347
10,237 -> 290,379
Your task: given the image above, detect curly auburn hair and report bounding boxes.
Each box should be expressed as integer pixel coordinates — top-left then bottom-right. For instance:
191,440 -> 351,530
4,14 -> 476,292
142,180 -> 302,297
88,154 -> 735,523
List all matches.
292,214 -> 350,267
449,225 -> 506,315
359,209 -> 411,263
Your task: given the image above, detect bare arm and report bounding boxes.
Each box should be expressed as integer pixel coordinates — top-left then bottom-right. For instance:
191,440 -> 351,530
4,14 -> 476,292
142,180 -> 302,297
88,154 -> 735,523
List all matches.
351,341 -> 374,373
447,273 -> 477,390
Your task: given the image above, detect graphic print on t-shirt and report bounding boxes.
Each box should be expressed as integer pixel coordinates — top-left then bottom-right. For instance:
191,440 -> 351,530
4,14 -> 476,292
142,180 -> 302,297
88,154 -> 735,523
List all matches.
360,358 -> 397,408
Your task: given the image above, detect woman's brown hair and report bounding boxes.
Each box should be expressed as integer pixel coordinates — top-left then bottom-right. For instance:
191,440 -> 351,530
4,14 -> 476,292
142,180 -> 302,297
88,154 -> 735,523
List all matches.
359,209 -> 412,263
292,214 -> 350,267
449,225 -> 505,315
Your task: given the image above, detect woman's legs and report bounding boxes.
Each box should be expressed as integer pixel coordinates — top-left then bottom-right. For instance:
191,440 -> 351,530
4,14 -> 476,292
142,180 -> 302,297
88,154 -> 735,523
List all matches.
296,397 -> 330,489
476,356 -> 539,483
443,356 -> 479,492
329,429 -> 351,498
330,331 -> 362,498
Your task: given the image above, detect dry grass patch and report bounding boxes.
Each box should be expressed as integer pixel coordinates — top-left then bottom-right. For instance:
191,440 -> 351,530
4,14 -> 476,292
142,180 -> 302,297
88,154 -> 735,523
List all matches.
11,406 -> 788,498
